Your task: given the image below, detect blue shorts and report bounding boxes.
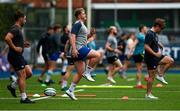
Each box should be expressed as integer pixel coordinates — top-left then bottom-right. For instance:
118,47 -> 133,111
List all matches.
49,52 -> 60,61
75,46 -> 91,61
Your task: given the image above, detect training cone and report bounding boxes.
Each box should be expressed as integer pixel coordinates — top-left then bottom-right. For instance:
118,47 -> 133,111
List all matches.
122,96 -> 129,100
33,94 -> 40,97
156,83 -> 163,87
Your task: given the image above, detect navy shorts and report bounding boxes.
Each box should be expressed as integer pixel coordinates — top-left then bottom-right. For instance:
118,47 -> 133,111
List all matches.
145,55 -> 165,70
8,52 -> 27,71
48,52 -> 60,61
67,57 -> 74,65
107,56 -> 118,64
133,54 -> 144,63
74,46 -> 91,61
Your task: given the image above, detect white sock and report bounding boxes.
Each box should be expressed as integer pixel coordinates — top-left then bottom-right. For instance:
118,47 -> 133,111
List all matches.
11,81 -> 17,89
62,59 -> 68,73
45,70 -> 53,82
21,92 -> 27,100
85,65 -> 93,75
69,82 -> 76,92
62,80 -> 67,88
137,81 -> 142,86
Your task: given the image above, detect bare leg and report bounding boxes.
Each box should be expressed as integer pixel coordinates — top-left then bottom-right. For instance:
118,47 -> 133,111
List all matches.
158,56 -> 174,76
147,69 -> 156,94
136,63 -> 142,85
38,62 -> 48,80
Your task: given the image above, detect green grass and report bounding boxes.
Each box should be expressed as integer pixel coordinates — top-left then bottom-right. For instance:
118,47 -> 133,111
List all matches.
0,73 -> 180,110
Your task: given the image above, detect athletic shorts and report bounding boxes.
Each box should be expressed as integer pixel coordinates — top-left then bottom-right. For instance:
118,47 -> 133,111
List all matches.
67,57 -> 74,65
48,52 -> 60,61
107,56 -> 118,64
125,55 -> 133,61
133,54 -> 144,63
8,52 -> 27,71
74,46 -> 91,61
145,55 -> 165,70
119,54 -> 126,62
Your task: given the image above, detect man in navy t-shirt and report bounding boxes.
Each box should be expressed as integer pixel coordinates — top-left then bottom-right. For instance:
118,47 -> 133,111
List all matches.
144,18 -> 174,99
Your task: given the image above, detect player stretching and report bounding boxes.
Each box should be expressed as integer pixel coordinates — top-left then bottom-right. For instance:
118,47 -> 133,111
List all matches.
65,8 -> 100,100
144,18 -> 174,99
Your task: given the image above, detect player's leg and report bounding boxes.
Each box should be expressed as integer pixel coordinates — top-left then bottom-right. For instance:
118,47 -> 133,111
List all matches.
156,56 -> 174,84
107,64 -> 116,84
38,61 -> 48,83
135,62 -> 143,86
145,69 -> 158,99
61,57 -> 74,90
45,60 -> 56,84
83,49 -> 101,81
66,60 -> 85,100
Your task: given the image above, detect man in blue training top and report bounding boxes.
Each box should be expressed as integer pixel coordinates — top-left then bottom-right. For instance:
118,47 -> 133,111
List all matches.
133,24 -> 147,88
65,8 -> 101,100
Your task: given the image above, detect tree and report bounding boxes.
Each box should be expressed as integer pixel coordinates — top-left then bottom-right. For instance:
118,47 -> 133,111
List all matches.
0,3 -> 22,41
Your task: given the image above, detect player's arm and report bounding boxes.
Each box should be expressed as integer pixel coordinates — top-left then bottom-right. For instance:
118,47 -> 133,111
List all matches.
4,33 -> 22,53
105,42 -> 121,54
36,38 -> 43,54
70,34 -> 79,58
158,42 -> 164,49
144,44 -> 161,58
64,40 -> 69,54
105,42 -> 114,52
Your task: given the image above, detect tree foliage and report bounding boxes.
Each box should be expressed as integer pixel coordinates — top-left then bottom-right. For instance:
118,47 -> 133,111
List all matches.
0,3 -> 22,41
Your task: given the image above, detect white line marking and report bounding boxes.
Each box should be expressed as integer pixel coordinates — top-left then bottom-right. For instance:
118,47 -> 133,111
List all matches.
76,85 -> 134,88
0,97 -> 158,101
74,89 -> 85,93
31,96 -> 51,101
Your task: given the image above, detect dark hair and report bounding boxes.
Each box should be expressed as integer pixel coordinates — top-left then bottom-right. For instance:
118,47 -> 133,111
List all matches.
53,24 -> 61,31
90,28 -> 96,35
47,26 -> 53,30
62,25 -> 68,32
139,24 -> 145,32
14,10 -> 25,21
74,8 -> 84,18
153,18 -> 165,29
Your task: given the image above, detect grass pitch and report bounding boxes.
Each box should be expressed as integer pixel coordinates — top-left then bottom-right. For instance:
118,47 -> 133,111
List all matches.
0,73 -> 180,110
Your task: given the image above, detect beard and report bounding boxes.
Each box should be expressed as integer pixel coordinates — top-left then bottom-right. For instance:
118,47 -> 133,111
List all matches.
113,32 -> 117,35
20,22 -> 25,27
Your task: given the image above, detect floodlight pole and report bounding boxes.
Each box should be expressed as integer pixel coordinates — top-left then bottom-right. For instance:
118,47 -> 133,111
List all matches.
87,0 -> 92,30
68,0 -> 72,29
114,0 -> 117,26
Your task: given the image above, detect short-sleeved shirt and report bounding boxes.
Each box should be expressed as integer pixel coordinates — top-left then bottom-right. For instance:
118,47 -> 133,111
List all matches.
144,30 -> 159,60
60,33 -> 69,52
70,20 -> 88,50
87,40 -> 96,50
133,32 -> 145,55
124,38 -> 134,55
106,35 -> 117,57
46,32 -> 60,55
9,25 -> 24,54
36,32 -> 50,54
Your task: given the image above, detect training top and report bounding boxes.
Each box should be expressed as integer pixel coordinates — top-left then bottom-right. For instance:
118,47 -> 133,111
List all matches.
71,20 -> 88,50
144,30 -> 159,59
8,24 -> 24,54
133,32 -> 145,55
106,35 -> 117,57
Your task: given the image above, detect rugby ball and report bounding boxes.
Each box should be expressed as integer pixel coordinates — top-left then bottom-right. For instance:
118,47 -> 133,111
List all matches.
44,88 -> 56,96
